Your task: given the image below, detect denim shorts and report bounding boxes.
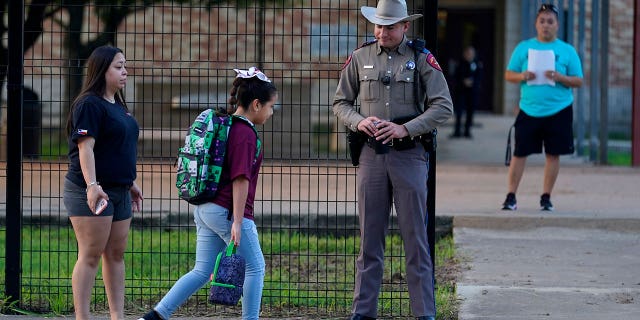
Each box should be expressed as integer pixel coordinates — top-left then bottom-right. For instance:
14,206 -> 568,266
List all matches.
63,178 -> 132,221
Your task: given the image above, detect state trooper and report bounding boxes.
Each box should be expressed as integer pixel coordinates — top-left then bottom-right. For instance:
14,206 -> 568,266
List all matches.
332,1 -> 453,319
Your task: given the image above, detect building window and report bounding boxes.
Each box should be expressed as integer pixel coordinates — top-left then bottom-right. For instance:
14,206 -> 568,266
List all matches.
310,24 -> 358,58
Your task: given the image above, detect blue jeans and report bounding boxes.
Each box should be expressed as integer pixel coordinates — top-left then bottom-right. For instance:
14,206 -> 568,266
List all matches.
154,203 -> 265,320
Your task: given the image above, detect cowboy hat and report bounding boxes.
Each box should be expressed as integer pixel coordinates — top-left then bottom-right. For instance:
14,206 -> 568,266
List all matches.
361,0 -> 423,25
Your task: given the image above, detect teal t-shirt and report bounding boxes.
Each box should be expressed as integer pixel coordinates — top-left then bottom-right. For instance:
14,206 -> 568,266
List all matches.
507,38 -> 583,117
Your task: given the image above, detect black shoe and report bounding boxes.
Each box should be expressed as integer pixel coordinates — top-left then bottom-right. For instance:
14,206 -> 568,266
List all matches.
502,192 -> 517,210
416,317 -> 436,320
138,310 -> 162,320
350,314 -> 376,320
540,193 -> 554,211
449,132 -> 461,138
464,132 -> 472,139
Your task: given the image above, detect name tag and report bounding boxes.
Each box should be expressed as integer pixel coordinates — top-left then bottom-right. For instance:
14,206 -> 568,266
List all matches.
363,65 -> 374,69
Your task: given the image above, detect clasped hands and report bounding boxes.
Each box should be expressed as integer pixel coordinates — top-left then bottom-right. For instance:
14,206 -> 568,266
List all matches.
357,116 -> 409,145
522,70 -> 561,82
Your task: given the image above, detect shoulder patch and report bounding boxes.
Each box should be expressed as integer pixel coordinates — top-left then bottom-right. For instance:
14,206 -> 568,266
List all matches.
409,43 -> 443,72
426,52 -> 442,72
342,39 -> 377,70
341,55 -> 353,70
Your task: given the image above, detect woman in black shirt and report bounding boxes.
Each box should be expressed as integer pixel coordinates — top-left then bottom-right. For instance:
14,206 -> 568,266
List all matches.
63,45 -> 143,320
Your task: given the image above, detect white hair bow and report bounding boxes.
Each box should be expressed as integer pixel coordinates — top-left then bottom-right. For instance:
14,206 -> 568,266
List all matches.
233,67 -> 271,82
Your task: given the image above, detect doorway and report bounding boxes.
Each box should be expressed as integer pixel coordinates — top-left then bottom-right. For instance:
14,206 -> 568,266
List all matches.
437,8 -> 495,112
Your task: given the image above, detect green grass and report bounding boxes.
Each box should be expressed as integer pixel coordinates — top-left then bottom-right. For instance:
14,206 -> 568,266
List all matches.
0,227 -> 458,319
577,147 -> 632,166
312,123 -> 334,155
37,130 -> 68,161
607,149 -> 632,166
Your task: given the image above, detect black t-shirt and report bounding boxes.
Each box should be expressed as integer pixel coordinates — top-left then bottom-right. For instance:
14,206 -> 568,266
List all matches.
66,95 -> 139,188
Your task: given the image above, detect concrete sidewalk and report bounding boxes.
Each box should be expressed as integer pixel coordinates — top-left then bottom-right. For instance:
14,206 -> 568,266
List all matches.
437,114 -> 640,320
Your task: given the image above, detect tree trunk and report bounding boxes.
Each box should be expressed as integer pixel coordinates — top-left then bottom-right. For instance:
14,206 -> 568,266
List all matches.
61,3 -> 85,126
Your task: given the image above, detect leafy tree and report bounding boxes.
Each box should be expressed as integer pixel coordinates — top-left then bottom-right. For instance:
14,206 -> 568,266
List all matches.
0,0 -> 55,103
1,0 -> 284,110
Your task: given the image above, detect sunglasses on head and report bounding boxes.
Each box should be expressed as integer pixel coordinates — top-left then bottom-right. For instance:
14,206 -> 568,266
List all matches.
538,3 -> 559,16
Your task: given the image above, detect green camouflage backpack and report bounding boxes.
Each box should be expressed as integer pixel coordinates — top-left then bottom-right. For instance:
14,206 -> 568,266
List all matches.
175,109 -> 260,205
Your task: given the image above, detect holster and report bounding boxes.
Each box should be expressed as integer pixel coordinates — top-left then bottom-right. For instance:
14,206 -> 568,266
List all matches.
419,129 -> 437,152
392,116 -> 437,152
346,129 -> 367,166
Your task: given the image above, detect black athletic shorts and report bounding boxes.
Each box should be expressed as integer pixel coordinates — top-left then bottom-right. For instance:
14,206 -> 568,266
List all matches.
63,178 -> 132,221
513,105 -> 574,157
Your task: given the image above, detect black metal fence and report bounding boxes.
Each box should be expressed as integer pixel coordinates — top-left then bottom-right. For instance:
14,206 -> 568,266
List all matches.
1,0 -> 433,317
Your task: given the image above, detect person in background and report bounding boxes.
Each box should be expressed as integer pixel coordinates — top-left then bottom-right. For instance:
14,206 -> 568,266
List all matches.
332,0 -> 453,319
451,45 -> 482,138
63,45 -> 143,320
502,3 -> 583,211
138,67 -> 278,320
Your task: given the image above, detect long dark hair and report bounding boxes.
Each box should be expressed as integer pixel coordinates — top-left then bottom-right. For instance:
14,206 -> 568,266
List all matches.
227,77 -> 277,113
65,45 -> 128,136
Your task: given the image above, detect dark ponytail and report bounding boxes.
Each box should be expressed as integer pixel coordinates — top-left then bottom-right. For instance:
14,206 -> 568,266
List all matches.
228,77 -> 277,111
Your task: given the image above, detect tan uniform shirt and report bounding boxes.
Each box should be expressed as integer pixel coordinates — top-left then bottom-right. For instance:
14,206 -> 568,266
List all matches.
333,37 -> 453,137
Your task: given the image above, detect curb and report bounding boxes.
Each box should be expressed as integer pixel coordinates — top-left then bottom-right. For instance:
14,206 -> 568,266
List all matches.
1,213 -> 454,240
451,215 -> 640,233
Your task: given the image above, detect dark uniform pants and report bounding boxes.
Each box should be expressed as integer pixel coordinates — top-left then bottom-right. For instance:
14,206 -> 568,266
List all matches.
353,143 -> 435,318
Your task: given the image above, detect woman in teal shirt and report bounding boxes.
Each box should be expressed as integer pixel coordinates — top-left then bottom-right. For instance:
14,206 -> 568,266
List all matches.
502,3 -> 584,211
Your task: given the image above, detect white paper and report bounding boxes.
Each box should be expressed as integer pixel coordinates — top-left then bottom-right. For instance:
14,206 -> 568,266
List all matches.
527,49 -> 555,86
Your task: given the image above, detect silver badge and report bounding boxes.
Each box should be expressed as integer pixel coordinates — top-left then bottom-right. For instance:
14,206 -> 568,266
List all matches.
406,60 -> 416,70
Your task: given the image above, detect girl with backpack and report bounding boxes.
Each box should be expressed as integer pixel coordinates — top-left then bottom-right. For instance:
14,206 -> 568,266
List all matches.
139,67 -> 278,320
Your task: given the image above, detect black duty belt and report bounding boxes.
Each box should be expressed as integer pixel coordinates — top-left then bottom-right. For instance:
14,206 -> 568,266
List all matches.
367,136 -> 423,153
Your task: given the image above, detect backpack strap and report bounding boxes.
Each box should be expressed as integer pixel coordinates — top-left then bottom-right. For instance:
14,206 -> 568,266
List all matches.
408,39 -> 438,149
230,115 -> 262,160
408,38 -> 429,114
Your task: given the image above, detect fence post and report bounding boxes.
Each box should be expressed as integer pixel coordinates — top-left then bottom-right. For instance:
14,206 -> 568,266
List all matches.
256,0 -> 266,70
598,0 -> 609,164
634,0 -> 640,167
423,0 -> 438,273
5,0 -> 24,304
589,0 -> 600,162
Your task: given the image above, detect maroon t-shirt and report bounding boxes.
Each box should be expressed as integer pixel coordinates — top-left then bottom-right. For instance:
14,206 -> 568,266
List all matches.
212,120 -> 263,220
